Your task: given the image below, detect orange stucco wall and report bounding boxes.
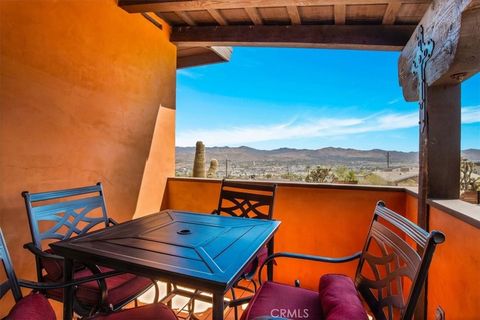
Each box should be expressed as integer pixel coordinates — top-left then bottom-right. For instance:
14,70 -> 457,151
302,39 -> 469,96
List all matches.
0,0 -> 176,315
405,193 -> 418,225
404,193 -> 480,319
166,179 -> 480,318
427,206 -> 480,319
164,178 -> 407,290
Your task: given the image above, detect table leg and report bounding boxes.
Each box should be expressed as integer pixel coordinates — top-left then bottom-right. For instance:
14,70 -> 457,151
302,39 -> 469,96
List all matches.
63,257 -> 74,320
166,282 -> 172,307
267,237 -> 274,281
212,292 -> 224,320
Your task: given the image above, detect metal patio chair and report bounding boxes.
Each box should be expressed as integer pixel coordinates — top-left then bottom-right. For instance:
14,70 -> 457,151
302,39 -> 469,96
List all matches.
213,179 -> 277,280
0,227 -> 176,320
191,180 -> 277,320
21,182 -> 159,316
214,180 -> 277,320
242,201 -> 445,320
165,180 -> 277,320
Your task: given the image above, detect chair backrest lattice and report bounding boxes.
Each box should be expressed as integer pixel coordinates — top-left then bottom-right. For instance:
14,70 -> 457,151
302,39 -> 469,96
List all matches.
355,201 -> 445,320
215,180 -> 277,220
22,182 -> 109,250
0,228 -> 22,302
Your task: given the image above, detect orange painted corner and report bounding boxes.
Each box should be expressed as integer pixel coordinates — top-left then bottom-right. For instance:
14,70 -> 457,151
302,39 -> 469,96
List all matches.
0,0 -> 176,315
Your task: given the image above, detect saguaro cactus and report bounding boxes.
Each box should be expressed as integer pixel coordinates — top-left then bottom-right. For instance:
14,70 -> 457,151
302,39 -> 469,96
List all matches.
193,141 -> 206,178
207,159 -> 218,178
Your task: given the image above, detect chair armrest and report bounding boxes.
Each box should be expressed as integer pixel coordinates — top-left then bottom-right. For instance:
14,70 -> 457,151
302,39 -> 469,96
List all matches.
108,217 -> 118,226
0,280 -> 11,299
243,256 -> 259,280
23,242 -> 64,261
17,270 -> 124,290
258,251 -> 362,284
21,244 -> 122,309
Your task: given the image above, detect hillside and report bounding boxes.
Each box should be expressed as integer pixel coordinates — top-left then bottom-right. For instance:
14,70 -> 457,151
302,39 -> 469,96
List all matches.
177,146 -> 412,167
176,146 -> 480,168
176,146 -> 480,181
463,149 -> 480,161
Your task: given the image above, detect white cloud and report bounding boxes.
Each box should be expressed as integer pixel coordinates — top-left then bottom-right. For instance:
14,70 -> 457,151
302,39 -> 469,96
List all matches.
376,112 -> 418,129
177,69 -> 201,79
462,106 -> 480,123
387,98 -> 401,105
176,105 -> 480,147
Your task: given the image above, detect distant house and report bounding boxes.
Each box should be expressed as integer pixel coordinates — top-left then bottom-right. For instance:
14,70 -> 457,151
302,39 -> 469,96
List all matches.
361,169 -> 419,186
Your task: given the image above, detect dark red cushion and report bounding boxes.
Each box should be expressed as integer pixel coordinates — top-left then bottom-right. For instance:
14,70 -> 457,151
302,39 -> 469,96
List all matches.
7,292 -> 56,320
41,249 -> 85,281
41,249 -> 64,281
45,266 -> 152,307
243,246 -> 268,275
318,274 -> 368,320
91,303 -> 177,320
241,281 -> 322,320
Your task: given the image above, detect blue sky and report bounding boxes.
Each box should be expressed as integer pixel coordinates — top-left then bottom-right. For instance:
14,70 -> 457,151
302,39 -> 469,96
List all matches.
176,47 -> 479,152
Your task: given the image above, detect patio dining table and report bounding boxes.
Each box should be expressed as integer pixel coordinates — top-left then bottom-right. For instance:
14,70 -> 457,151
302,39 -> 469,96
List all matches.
50,210 -> 281,320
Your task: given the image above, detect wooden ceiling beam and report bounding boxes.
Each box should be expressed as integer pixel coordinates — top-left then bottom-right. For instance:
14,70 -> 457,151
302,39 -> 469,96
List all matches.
245,7 -> 263,25
178,46 -> 232,68
171,25 -> 415,50
207,9 -> 228,25
119,0 -> 430,13
142,12 -> 164,30
334,4 -> 346,25
286,6 -> 302,24
382,3 -> 401,24
399,0 -> 480,101
175,11 -> 197,26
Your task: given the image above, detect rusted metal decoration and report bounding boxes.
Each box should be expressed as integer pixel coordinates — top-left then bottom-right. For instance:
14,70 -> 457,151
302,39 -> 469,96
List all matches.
412,25 -> 434,132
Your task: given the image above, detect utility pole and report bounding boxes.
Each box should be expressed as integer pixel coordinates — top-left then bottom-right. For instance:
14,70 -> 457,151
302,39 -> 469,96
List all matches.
386,151 -> 390,169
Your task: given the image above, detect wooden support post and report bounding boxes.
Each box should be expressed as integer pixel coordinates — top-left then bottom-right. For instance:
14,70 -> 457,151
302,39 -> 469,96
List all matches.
418,84 -> 461,229
416,83 -> 461,320
399,2 -> 479,319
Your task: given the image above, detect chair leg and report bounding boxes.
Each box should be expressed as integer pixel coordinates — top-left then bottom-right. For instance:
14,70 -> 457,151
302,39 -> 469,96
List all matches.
252,278 -> 258,292
235,283 -> 255,294
189,292 -> 195,318
166,283 -> 173,308
230,287 -> 239,320
72,296 -> 95,318
153,281 -> 160,303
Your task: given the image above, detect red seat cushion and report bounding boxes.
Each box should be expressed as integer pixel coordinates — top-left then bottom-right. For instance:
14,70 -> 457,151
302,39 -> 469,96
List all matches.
318,274 -> 368,320
91,303 -> 177,320
45,266 -> 152,307
241,281 -> 322,320
7,292 -> 56,320
41,249 -> 63,281
242,246 -> 268,276
41,249 -> 85,281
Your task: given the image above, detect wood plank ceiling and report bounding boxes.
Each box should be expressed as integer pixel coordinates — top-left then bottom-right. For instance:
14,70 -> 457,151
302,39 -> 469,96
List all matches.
120,0 -> 432,65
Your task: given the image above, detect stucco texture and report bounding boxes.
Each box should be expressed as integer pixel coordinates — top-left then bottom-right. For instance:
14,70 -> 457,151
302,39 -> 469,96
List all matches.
0,0 -> 176,315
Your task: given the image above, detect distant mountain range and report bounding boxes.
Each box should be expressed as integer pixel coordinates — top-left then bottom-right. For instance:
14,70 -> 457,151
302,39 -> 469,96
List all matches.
176,146 -> 480,167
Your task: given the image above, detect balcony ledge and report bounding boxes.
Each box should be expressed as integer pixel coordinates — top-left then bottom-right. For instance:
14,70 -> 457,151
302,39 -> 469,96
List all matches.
168,177 -> 480,228
168,177 -> 407,193
428,199 -> 480,229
